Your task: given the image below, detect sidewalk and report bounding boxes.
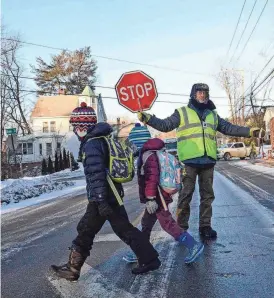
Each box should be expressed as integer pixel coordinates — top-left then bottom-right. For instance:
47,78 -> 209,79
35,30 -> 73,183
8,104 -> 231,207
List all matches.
256,158 -> 274,168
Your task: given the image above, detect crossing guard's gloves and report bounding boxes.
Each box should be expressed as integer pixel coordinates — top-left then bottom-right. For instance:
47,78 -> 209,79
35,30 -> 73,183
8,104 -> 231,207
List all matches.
146,199 -> 158,214
250,127 -> 265,138
98,201 -> 113,217
137,112 -> 152,124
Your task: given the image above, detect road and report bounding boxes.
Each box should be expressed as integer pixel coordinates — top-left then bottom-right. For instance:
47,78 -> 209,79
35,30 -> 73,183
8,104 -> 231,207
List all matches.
215,160 -> 274,211
1,162 -> 274,298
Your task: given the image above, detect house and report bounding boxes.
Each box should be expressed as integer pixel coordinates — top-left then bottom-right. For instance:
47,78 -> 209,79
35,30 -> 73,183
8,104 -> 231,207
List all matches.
263,107 -> 274,141
15,87 -> 107,165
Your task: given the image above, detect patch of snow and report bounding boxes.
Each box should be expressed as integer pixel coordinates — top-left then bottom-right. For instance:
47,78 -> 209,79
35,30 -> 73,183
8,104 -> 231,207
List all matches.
0,167 -> 84,191
230,161 -> 274,177
1,180 -> 86,214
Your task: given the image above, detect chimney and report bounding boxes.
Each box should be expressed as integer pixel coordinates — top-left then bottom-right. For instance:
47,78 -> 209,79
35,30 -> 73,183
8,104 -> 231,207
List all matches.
58,88 -> 66,95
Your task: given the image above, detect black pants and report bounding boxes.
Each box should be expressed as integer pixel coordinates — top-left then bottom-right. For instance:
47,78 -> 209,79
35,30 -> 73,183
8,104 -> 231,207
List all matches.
72,201 -> 158,265
177,165 -> 215,229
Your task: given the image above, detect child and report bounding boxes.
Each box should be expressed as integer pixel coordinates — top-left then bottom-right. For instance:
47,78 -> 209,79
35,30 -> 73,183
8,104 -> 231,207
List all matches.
51,103 -> 161,281
123,138 -> 204,264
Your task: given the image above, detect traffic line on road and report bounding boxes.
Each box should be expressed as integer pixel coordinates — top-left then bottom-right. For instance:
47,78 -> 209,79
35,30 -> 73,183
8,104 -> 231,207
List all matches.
48,263 -> 136,298
234,175 -> 274,203
228,162 -> 274,180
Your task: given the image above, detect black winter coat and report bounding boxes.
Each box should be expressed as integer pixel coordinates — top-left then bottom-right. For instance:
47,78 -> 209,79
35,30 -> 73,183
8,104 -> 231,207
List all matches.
81,122 -> 124,204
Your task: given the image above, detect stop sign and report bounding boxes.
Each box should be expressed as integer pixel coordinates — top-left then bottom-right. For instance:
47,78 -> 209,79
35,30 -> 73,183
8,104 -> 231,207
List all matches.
115,70 -> 158,113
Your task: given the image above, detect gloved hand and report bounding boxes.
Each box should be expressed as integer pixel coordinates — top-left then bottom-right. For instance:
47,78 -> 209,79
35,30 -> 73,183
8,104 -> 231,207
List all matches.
137,112 -> 151,124
250,127 -> 265,138
98,201 -> 113,217
145,199 -> 158,214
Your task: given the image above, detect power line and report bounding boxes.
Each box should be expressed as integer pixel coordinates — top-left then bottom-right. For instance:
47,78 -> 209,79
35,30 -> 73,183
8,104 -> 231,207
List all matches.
229,0 -> 258,63
252,73 -> 274,98
242,53 -> 274,96
1,87 -> 236,106
237,0 -> 269,61
248,67 -> 274,95
236,67 -> 274,114
1,73 -> 232,99
226,0 -> 247,57
1,38 -> 211,76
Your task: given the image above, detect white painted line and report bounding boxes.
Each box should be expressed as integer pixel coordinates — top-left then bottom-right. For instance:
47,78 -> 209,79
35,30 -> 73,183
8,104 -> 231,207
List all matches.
48,263 -> 136,298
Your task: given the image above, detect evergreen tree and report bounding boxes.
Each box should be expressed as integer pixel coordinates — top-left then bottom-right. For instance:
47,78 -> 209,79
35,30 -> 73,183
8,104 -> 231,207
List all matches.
32,47 -> 97,95
70,152 -> 79,171
42,158 -> 47,175
63,148 -> 68,168
54,151 -> 59,172
59,152 -> 64,171
47,156 -> 54,174
67,151 -> 71,168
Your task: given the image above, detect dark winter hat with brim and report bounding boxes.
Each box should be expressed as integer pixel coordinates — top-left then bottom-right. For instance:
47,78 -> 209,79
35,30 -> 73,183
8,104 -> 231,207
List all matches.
190,83 -> 210,101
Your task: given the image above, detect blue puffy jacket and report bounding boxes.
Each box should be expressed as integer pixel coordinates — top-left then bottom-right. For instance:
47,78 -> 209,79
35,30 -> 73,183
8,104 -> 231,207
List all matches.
81,122 -> 124,203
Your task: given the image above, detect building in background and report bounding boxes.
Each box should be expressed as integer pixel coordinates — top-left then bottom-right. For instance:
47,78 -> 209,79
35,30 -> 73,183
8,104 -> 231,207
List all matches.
263,107 -> 274,142
12,87 -> 107,166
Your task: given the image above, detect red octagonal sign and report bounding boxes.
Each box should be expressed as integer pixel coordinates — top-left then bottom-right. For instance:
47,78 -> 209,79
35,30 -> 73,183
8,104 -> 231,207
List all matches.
115,70 -> 158,113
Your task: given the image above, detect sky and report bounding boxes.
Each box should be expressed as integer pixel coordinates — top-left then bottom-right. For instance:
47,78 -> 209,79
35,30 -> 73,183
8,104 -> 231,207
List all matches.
3,0 -> 274,120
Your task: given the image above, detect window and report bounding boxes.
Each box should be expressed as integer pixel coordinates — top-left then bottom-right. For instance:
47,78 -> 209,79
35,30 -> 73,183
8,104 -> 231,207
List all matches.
69,125 -> 74,131
27,143 -> 33,154
16,142 -> 33,155
50,121 -> 56,133
43,122 -> 49,133
16,143 -> 22,154
234,143 -> 244,148
57,142 -> 61,154
46,143 -> 52,156
39,143 -> 43,155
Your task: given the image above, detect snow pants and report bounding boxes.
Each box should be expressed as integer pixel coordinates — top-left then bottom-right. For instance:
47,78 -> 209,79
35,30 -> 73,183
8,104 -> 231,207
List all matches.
141,205 -> 185,240
72,201 -> 158,265
177,165 -> 215,229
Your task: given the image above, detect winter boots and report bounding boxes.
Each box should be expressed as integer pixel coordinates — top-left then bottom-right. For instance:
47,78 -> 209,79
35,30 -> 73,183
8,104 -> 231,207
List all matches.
51,248 -> 87,282
199,226 -> 217,240
131,258 -> 161,274
51,249 -> 161,280
177,232 -> 204,264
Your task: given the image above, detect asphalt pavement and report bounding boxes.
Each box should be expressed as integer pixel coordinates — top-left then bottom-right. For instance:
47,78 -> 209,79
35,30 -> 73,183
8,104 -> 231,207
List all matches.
1,164 -> 274,298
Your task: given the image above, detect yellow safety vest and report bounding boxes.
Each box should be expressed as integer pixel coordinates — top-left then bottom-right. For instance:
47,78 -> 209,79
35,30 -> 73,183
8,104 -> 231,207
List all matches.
176,107 -> 218,161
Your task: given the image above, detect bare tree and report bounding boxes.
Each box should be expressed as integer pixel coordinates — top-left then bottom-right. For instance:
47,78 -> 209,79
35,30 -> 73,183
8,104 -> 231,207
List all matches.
1,29 -> 32,139
216,69 -> 244,125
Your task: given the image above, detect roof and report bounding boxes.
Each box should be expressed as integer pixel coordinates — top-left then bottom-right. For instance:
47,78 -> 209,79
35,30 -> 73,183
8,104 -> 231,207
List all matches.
31,95 -> 79,118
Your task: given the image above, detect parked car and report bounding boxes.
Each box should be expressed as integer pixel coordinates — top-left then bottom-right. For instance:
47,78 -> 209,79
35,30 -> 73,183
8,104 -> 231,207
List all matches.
217,142 -> 259,161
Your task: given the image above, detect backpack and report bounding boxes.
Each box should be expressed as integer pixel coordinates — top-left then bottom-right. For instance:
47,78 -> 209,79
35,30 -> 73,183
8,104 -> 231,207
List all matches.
141,150 -> 182,195
88,136 -> 134,184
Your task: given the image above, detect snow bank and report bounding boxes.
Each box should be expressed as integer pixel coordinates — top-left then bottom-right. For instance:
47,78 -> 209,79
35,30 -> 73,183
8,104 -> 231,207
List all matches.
1,180 -> 86,214
232,160 -> 274,176
1,167 -> 85,209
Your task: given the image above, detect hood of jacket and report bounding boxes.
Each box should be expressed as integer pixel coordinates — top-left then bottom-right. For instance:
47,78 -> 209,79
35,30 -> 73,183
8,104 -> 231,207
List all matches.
84,122 -> 113,140
141,138 -> 165,153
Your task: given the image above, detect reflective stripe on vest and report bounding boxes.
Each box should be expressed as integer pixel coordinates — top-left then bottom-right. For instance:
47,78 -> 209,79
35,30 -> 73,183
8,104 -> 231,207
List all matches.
176,107 -> 218,161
